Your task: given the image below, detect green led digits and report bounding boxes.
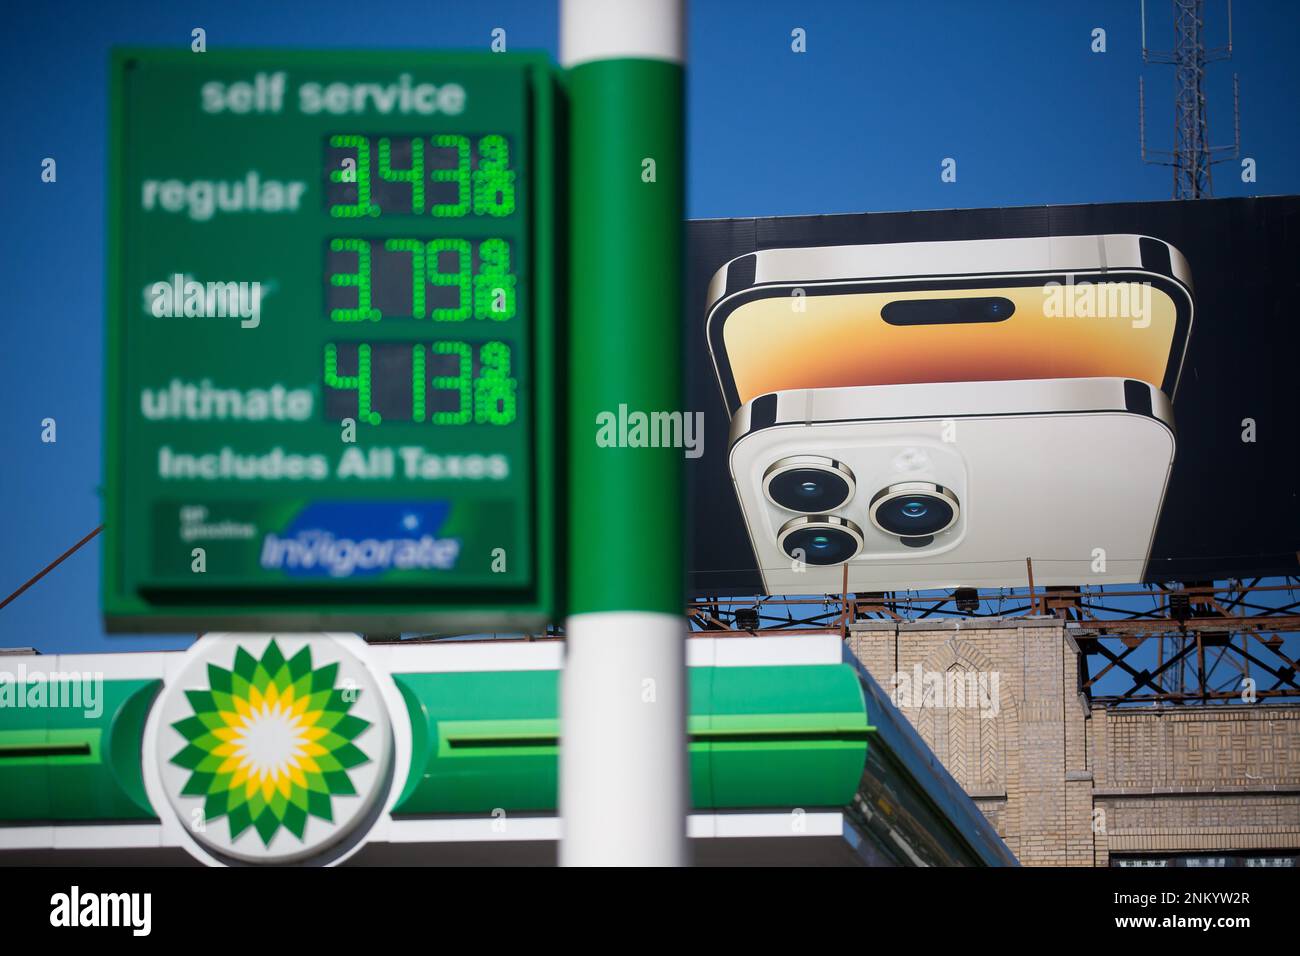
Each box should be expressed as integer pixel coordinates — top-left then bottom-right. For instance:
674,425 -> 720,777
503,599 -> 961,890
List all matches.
429,340 -> 472,424
431,134 -> 470,217
428,238 -> 472,321
475,238 -> 516,320
411,343 -> 426,422
329,239 -> 380,322
324,342 -> 516,425
327,237 -> 514,322
329,135 -> 379,218
378,136 -> 425,214
327,135 -> 515,218
324,343 -> 381,424
321,133 -> 520,428
384,239 -> 426,319
475,341 -> 517,424
473,135 -> 516,217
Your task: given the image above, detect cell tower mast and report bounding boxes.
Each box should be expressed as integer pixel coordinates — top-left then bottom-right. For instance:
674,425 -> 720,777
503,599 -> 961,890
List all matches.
1139,0 -> 1241,199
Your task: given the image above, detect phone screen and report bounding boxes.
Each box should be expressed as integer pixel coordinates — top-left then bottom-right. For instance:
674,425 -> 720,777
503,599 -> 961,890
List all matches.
721,283 -> 1180,407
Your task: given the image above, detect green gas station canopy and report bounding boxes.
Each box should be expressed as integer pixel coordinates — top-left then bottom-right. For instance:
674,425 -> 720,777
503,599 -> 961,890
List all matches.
103,50 -> 557,632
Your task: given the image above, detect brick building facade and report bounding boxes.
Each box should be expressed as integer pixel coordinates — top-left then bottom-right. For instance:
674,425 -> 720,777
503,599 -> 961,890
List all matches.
848,617 -> 1300,866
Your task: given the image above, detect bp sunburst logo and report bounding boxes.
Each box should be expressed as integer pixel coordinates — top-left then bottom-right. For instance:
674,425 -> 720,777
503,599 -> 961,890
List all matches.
152,634 -> 393,864
170,640 -> 369,846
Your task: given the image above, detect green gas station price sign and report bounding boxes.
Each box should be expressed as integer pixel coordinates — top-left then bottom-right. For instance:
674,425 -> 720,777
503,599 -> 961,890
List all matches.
104,50 -> 557,631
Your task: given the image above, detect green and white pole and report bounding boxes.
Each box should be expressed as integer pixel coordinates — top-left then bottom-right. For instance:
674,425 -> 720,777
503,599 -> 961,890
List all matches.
559,0 -> 688,866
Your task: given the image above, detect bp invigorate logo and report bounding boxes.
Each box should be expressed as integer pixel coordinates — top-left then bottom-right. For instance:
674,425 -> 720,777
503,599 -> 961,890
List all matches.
169,640 -> 370,847
152,634 -> 393,864
259,501 -> 461,578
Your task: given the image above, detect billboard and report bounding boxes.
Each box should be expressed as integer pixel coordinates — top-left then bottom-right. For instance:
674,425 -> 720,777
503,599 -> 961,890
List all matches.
687,196 -> 1300,595
103,50 -> 558,631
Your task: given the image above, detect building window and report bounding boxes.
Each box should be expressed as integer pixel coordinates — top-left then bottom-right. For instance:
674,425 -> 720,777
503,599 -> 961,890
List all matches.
1114,853 -> 1299,868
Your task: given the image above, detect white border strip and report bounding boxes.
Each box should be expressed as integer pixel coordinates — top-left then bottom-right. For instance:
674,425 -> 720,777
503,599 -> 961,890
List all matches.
369,639 -> 564,673
0,652 -> 173,681
382,811 -> 845,844
0,823 -> 166,851
2,812 -> 848,851
0,635 -> 842,682
688,633 -> 845,668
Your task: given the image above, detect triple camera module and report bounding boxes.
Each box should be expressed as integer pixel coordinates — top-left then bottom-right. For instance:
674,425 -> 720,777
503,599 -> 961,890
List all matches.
764,456 -> 961,565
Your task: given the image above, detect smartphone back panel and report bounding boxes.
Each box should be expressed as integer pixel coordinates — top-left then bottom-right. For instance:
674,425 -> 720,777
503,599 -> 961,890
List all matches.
729,379 -> 1176,594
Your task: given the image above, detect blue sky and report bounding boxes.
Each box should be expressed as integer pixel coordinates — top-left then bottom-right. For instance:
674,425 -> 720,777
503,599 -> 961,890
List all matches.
2,0 -> 1298,655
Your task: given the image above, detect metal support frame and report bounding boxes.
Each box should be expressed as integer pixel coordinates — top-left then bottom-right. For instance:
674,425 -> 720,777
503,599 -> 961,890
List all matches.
685,578 -> 1300,706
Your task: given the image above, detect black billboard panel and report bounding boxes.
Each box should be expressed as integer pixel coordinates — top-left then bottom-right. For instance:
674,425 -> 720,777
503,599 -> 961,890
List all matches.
687,196 -> 1300,595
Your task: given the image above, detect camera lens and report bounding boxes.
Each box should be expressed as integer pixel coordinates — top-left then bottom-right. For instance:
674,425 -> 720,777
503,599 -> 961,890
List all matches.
869,482 -> 960,538
763,456 -> 855,513
777,515 -> 864,566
